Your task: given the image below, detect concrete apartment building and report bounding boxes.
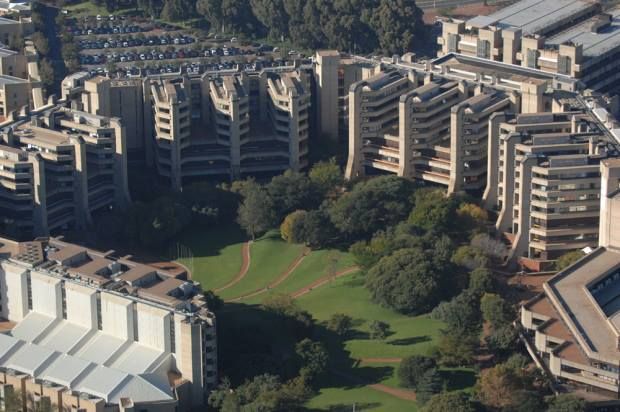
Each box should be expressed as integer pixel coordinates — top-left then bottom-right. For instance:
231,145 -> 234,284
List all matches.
63,67 -> 311,191
0,236 -> 217,411
0,107 -> 130,237
314,50 -> 381,143
346,58 -> 553,193
146,70 -> 311,190
0,74 -> 32,120
437,0 -> 620,94
483,110 -> 620,269
0,16 -> 32,48
520,158 -> 620,400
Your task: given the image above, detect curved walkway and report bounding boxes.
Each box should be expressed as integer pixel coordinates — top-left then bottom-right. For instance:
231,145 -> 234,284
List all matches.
225,247 -> 310,302
214,241 -> 252,293
290,267 -> 360,299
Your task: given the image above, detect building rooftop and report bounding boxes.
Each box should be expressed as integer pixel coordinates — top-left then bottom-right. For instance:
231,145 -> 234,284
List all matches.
0,74 -> 28,85
548,8 -> 620,58
467,0 -> 596,35
545,247 -> 620,364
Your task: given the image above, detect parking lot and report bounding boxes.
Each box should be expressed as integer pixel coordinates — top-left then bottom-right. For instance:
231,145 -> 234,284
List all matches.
66,14 -> 303,78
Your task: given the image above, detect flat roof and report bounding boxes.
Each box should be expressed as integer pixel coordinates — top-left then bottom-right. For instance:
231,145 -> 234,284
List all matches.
548,8 -> 620,58
0,315 -> 175,404
545,247 -> 620,364
468,0 -> 596,35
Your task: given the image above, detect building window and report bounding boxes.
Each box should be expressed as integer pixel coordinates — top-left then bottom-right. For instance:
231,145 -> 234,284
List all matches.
169,316 -> 176,353
61,284 -> 67,319
96,293 -> 102,330
26,272 -> 32,310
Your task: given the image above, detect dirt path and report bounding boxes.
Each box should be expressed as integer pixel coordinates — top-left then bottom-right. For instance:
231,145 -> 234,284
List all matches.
225,247 -> 310,302
214,241 -> 252,293
331,369 -> 416,401
290,267 -> 359,299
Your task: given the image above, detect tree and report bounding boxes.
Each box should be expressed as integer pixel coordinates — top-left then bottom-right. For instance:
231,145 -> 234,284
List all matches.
452,245 -> 489,270
431,290 -> 482,334
267,171 -> 320,220
470,233 -> 506,263
31,32 -> 49,55
329,175 -> 416,239
486,325 -> 518,355
326,313 -> 352,336
398,355 -> 436,389
237,181 -> 276,239
456,203 -> 488,235
409,189 -> 458,233
362,0 -> 425,55
280,210 -> 307,244
369,320 -> 390,340
421,391 -> 476,412
416,368 -> 444,405
555,250 -> 585,271
365,248 -> 444,314
480,293 -> 514,329
437,329 -> 478,366
39,58 -> 55,91
295,338 -> 328,387
299,208 -> 336,249
476,360 -> 539,410
203,290 -> 224,311
309,158 -> 342,195
546,394 -> 586,412
468,267 -> 494,295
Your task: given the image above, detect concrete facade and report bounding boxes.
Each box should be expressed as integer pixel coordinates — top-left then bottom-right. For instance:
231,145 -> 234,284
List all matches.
0,107 -> 130,238
0,237 -> 217,411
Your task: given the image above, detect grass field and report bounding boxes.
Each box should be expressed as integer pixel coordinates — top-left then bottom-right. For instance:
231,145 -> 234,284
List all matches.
170,225 -> 474,411
174,224 -> 247,291
215,230 -> 306,300
242,248 -> 356,304
297,273 -> 443,360
307,385 -> 417,411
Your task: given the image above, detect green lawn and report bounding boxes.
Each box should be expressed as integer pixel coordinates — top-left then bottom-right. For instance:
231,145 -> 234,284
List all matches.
65,1 -> 134,18
242,249 -> 356,304
297,273 -> 444,360
306,385 -> 417,412
218,230 -> 305,300
174,224 -> 247,291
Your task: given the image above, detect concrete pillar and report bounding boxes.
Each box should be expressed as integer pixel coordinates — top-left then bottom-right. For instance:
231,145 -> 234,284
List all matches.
483,112 -> 507,209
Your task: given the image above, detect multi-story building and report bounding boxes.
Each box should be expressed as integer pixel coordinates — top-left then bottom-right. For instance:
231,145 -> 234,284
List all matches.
483,110 -> 620,268
0,107 -> 130,237
0,236 -> 217,410
145,70 -> 311,191
345,66 -> 517,194
314,50 -> 380,143
520,158 -> 620,399
0,16 -> 32,48
345,70 -> 413,178
0,48 -> 27,78
0,74 -> 32,120
438,0 -> 620,94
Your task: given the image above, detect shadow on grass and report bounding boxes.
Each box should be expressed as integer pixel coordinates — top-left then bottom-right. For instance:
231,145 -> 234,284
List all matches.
441,369 -> 478,391
173,223 -> 248,260
388,336 -> 431,346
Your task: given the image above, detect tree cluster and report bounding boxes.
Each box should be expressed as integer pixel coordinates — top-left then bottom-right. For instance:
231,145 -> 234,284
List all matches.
89,0 -> 428,55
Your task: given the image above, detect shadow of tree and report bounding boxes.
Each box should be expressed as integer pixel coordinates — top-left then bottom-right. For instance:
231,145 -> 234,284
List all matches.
388,336 -> 431,346
441,369 -> 478,391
